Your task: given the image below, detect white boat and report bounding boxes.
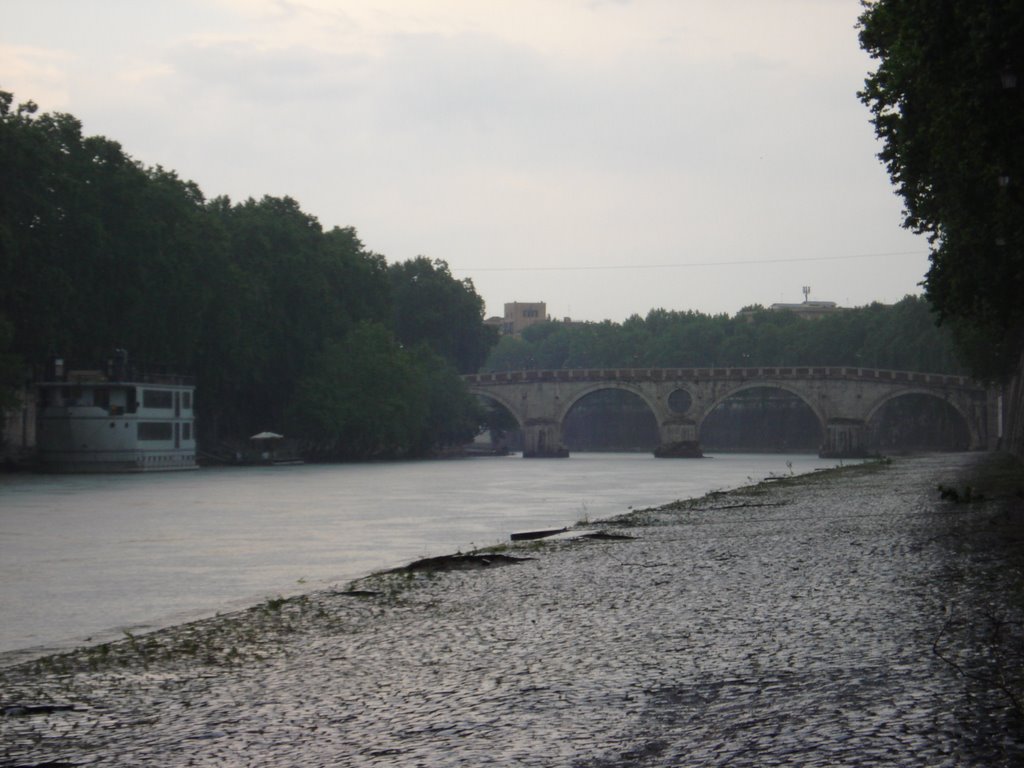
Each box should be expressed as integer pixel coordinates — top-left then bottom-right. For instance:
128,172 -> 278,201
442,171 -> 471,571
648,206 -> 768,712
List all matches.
36,357 -> 197,473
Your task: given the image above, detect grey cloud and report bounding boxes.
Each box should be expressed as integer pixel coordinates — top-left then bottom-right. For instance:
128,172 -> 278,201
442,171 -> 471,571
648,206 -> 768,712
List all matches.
160,23 -> 845,184
167,39 -> 370,103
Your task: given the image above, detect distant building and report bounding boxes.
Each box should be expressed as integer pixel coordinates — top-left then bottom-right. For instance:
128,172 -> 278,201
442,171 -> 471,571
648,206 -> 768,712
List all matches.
767,299 -> 841,320
739,286 -> 843,321
500,301 -> 548,337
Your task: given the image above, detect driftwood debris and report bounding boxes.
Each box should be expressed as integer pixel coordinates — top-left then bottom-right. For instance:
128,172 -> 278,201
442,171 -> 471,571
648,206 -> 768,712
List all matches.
510,527 -> 568,541
577,531 -> 635,541
511,528 -> 636,543
702,501 -> 786,511
394,553 -> 534,574
3,703 -> 76,717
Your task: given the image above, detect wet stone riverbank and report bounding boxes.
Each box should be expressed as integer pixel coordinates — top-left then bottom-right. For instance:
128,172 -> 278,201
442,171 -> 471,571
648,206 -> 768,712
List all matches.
2,453 -> 1023,766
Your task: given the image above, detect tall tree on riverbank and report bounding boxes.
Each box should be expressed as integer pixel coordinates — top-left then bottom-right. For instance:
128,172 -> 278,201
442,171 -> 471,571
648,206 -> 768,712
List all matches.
858,0 -> 1024,379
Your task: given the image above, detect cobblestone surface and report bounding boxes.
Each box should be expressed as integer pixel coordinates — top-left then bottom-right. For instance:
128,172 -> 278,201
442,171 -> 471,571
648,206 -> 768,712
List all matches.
3,454 -> 1023,767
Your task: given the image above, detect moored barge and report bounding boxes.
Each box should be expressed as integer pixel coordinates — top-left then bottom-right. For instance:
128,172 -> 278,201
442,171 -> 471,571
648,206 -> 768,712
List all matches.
36,353 -> 197,472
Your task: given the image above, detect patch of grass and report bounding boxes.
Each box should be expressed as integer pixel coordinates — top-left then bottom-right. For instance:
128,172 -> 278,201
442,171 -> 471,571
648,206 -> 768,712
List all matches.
262,596 -> 287,613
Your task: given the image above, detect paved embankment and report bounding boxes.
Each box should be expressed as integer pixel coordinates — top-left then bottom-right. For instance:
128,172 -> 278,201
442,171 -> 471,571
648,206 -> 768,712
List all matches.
2,453 -> 1023,767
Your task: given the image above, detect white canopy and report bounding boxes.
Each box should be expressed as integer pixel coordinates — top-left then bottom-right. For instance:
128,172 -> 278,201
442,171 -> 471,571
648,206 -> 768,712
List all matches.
250,431 -> 284,440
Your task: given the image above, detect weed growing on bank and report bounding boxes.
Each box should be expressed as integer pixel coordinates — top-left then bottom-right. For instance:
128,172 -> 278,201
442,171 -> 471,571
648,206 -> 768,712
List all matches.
598,457 -> 893,528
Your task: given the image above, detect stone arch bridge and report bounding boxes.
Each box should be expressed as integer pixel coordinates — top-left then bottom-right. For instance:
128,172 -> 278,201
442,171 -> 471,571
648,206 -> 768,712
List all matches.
463,367 -> 999,458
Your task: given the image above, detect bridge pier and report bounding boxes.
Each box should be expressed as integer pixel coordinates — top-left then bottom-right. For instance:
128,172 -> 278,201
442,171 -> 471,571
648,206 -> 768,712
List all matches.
654,419 -> 704,458
820,418 -> 870,459
522,421 -> 568,458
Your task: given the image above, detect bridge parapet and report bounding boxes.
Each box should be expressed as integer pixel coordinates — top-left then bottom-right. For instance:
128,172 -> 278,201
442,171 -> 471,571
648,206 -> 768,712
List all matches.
466,367 -> 980,390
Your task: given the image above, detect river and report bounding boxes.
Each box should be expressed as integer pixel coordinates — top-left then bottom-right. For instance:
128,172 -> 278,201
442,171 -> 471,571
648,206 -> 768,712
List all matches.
0,452 -> 845,661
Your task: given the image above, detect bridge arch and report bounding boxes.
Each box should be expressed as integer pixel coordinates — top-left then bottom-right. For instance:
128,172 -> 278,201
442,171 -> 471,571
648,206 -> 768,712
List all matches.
467,388 -> 524,429
465,385 -> 566,458
553,381 -> 665,425
694,381 -> 828,442
559,385 -> 661,451
862,387 -> 977,450
863,387 -> 972,426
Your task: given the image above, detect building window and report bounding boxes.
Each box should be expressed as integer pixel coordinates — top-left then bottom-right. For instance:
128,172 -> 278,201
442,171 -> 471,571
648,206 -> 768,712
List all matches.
183,422 -> 192,441
182,392 -> 192,410
138,422 -> 173,441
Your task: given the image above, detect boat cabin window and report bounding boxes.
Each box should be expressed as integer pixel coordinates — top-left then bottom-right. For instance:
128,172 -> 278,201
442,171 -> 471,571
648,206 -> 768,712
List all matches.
142,389 -> 174,409
93,388 -> 110,411
138,422 -> 174,441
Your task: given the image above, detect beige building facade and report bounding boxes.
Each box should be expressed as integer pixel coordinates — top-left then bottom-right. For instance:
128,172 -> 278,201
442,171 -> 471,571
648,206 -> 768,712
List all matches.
500,302 -> 547,337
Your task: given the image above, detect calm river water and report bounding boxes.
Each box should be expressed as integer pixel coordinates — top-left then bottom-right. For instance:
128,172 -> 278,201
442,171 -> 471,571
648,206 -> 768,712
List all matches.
0,452 -> 844,661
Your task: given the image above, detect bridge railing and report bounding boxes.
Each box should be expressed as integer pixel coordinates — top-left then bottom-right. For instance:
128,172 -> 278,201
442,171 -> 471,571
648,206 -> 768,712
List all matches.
464,367 -> 980,390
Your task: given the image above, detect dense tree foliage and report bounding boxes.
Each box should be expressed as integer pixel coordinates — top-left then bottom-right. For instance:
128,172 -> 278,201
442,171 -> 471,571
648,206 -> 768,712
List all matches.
0,92 -> 493,459
388,257 -> 497,373
287,323 -> 481,460
858,0 -> 1024,379
0,316 -> 21,411
483,296 -> 963,374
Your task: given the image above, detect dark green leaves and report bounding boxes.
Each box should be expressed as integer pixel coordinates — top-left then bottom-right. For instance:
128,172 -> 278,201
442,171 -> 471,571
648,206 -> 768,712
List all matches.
858,1 -> 1024,378
482,297 -> 961,374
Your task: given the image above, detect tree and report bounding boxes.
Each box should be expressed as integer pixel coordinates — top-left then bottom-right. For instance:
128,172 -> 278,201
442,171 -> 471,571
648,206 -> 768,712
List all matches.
407,345 -> 483,454
287,323 -> 482,460
287,323 -> 428,459
484,334 -> 535,371
388,257 -> 497,373
858,1 -> 1024,378
200,196 -> 391,438
480,300 -> 964,375
0,316 -> 23,414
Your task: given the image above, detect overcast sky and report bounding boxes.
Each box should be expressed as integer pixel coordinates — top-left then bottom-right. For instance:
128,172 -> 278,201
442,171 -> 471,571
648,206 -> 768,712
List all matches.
2,0 -> 930,322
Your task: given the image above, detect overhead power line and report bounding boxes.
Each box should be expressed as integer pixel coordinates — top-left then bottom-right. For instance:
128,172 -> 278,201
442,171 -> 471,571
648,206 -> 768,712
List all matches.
452,250 -> 927,273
